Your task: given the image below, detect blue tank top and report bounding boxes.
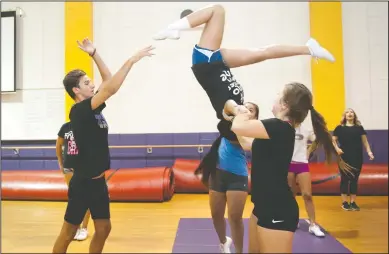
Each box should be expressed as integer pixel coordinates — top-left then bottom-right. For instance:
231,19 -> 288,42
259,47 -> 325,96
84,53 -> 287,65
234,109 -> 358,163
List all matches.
217,137 -> 248,176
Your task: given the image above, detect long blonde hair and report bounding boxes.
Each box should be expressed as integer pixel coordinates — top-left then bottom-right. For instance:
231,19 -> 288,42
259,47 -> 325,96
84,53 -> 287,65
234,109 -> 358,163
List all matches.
340,108 -> 361,126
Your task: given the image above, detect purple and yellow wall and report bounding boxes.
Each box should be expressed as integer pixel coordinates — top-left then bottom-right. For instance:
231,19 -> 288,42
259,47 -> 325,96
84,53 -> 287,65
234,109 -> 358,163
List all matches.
1,3 -> 388,171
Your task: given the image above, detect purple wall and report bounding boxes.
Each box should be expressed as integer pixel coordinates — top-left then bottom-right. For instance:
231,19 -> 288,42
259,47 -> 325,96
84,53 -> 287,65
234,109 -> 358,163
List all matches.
1,130 -> 387,170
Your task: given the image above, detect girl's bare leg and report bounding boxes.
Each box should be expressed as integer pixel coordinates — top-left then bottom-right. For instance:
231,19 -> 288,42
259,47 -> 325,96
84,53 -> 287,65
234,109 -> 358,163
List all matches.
220,38 -> 335,68
297,172 -> 325,237
153,4 -> 225,51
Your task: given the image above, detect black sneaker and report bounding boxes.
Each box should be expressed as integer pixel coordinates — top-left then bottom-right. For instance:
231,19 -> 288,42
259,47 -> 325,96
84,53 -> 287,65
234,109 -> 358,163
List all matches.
341,201 -> 352,211
350,202 -> 360,211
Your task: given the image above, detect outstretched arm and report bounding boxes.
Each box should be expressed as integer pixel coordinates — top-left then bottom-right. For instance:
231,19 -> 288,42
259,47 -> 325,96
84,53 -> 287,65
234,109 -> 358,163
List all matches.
77,38 -> 112,91
91,51 -> 112,82
90,45 -> 155,110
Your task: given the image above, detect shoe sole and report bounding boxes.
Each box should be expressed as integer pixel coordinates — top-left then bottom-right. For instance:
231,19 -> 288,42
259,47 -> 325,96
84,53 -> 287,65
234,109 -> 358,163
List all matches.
309,232 -> 325,238
153,36 -> 180,40
341,205 -> 352,211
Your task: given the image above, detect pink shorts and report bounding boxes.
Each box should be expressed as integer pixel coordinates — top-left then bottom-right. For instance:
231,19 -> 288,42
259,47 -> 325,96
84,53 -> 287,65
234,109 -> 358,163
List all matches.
289,162 -> 310,174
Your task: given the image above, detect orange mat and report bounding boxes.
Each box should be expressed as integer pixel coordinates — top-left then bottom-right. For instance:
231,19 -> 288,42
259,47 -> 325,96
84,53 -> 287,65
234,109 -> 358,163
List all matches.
172,159 -> 388,195
1,167 -> 175,202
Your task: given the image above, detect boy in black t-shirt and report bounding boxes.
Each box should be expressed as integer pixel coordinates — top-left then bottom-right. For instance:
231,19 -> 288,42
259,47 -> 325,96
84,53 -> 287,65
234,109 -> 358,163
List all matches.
56,122 -> 90,241
52,38 -> 154,253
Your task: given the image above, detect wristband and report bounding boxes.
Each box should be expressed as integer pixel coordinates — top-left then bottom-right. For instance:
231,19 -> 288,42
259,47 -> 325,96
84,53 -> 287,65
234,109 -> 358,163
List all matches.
89,48 -> 96,57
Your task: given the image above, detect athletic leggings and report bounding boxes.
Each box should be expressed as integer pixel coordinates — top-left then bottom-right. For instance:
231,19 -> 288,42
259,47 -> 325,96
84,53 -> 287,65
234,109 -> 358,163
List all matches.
340,168 -> 362,195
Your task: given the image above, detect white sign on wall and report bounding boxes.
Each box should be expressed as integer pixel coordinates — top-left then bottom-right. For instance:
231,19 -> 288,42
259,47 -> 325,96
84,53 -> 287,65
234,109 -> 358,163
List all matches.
1,11 -> 17,93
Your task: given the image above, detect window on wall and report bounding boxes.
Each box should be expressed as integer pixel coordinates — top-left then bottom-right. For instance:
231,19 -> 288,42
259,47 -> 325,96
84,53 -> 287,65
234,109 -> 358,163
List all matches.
1,11 -> 17,93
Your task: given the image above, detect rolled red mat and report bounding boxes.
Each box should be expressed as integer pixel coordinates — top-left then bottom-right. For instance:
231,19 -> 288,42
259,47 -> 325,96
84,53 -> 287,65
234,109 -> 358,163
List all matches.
308,163 -> 388,195
173,159 -> 388,195
1,170 -> 69,200
107,167 -> 175,202
172,159 -> 208,193
163,167 -> 175,201
1,167 -> 175,202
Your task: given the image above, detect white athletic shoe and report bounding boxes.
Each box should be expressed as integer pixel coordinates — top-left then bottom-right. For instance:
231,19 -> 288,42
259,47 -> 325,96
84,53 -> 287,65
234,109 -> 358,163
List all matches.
73,228 -> 80,240
309,224 -> 325,237
306,38 -> 335,63
219,236 -> 232,253
152,29 -> 180,40
76,228 -> 88,241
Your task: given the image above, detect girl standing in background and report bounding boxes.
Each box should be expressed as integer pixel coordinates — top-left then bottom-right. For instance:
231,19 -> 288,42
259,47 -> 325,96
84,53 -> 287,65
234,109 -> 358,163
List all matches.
287,123 -> 325,237
332,108 -> 374,211
56,122 -> 91,241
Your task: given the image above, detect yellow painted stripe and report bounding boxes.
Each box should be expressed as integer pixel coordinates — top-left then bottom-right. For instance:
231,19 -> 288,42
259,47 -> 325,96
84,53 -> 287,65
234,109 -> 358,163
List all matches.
309,2 -> 345,131
64,2 -> 93,121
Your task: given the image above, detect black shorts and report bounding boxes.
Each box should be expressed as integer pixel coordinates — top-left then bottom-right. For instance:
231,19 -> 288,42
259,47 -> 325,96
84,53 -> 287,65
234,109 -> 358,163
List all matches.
209,168 -> 248,193
252,199 -> 299,232
64,175 -> 110,225
191,61 -> 244,119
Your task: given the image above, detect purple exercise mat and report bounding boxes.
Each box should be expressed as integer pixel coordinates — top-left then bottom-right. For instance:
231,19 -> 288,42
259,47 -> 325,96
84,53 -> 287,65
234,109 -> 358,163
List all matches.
172,218 -> 352,253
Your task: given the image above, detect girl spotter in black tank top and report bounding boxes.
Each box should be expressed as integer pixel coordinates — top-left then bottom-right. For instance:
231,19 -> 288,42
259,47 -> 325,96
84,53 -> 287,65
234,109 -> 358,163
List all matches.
250,118 -> 296,205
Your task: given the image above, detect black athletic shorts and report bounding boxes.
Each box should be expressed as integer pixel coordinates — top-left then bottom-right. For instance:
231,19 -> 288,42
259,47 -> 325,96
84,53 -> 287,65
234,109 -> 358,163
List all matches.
209,168 -> 249,193
252,198 -> 299,232
191,61 -> 244,120
64,175 -> 110,225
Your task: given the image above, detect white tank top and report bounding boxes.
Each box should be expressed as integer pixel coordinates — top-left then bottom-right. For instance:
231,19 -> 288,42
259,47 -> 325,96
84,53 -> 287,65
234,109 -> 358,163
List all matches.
292,125 -> 316,163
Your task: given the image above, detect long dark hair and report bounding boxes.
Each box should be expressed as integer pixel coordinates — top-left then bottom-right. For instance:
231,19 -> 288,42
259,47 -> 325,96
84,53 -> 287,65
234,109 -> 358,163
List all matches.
283,82 -> 355,175
194,135 -> 222,187
194,102 -> 259,187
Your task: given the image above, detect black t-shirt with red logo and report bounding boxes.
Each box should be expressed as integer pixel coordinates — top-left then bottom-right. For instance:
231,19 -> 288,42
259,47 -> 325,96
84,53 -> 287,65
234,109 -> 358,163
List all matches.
57,122 -> 78,168
58,122 -> 78,168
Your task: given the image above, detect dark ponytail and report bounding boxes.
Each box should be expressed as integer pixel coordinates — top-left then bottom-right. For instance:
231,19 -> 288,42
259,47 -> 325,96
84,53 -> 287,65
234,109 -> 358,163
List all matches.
309,108 -> 355,175
194,120 -> 236,187
194,136 -> 221,187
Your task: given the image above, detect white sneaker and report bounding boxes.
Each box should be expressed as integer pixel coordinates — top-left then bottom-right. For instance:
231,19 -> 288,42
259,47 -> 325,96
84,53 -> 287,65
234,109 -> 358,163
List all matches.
219,236 -> 232,253
309,224 -> 325,237
152,29 -> 180,40
306,38 -> 335,63
75,228 -> 88,241
73,229 -> 80,240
